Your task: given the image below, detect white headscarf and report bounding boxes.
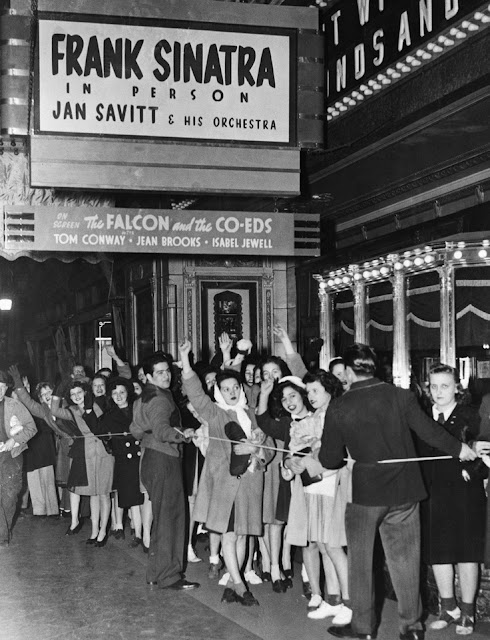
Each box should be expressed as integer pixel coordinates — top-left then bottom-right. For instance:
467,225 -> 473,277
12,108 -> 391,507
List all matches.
213,384 -> 252,439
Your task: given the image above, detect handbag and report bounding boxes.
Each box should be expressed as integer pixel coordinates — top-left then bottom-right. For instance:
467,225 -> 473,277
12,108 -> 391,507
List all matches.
224,421 -> 250,477
293,447 -> 323,487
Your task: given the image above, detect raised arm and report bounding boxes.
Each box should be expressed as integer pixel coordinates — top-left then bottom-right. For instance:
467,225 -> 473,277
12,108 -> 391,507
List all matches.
180,338 -> 222,425
106,345 -> 131,379
274,324 -> 307,378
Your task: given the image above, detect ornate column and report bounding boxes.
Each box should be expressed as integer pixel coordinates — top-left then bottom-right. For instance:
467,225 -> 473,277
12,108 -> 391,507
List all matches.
166,284 -> 178,360
318,287 -> 334,370
391,270 -> 410,388
439,263 -> 456,367
183,270 -> 197,354
353,279 -> 367,344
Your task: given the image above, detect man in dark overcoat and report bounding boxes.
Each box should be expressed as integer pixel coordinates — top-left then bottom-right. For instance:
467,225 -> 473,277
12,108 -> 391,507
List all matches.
319,344 -> 476,640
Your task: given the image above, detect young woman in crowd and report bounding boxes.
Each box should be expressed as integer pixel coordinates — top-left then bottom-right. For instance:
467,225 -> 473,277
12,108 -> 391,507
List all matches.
180,337 -> 272,606
51,380 -> 114,546
257,372 -> 351,622
420,363 -> 487,635
255,325 -> 309,592
100,377 -> 144,547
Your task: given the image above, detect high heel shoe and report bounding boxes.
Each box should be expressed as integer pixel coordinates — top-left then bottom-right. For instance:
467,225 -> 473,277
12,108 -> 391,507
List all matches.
272,579 -> 287,593
94,534 -> 108,548
86,537 -> 97,546
65,521 -> 83,536
142,544 -> 149,554
282,569 -> 293,590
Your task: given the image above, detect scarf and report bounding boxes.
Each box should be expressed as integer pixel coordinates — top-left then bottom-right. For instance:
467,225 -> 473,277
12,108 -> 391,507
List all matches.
213,385 -> 252,438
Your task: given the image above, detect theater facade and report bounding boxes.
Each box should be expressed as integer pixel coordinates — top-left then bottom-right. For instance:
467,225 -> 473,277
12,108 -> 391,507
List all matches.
1,0 -> 323,372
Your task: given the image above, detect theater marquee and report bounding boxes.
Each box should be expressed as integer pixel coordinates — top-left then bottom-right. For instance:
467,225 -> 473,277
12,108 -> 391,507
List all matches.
2,206 -> 320,257
28,0 -> 323,196
37,16 -> 293,144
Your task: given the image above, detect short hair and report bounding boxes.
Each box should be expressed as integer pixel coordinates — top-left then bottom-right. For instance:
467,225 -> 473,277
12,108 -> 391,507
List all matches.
95,368 -> 112,378
328,357 -> 345,374
106,376 -> 135,406
215,369 -> 242,389
66,379 -> 91,404
303,369 -> 343,399
270,378 -> 311,419
427,362 -> 468,404
258,356 -> 291,381
343,343 -> 377,376
35,381 -> 54,400
142,353 -> 172,376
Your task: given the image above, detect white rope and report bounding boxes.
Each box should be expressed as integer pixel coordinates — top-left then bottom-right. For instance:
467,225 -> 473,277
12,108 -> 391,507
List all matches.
68,430 -> 467,465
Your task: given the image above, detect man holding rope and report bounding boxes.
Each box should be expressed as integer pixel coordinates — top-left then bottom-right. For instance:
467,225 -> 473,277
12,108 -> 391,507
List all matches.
130,353 -> 198,591
319,344 -> 477,640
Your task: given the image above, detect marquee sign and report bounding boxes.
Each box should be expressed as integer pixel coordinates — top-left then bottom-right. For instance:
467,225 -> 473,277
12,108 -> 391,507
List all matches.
324,0 -> 485,103
26,0 -> 322,195
36,14 -> 294,145
2,206 -> 320,257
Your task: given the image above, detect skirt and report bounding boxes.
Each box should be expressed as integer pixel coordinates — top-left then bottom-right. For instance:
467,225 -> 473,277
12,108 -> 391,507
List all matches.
305,492 -> 346,547
74,454 -> 114,496
263,456 -> 283,525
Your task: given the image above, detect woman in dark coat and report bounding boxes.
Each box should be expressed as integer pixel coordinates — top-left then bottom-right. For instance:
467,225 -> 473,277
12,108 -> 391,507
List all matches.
420,363 -> 486,635
99,377 -> 144,546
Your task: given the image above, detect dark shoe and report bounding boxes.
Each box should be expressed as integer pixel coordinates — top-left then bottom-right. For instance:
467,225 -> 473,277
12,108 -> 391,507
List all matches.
328,624 -> 376,639
261,571 -> 271,582
113,529 -> 125,540
400,631 -> 424,640
128,537 -> 142,548
302,580 -> 312,599
94,534 -> 108,548
86,537 -> 97,545
65,522 -> 82,536
235,591 -> 259,607
163,579 -> 200,591
283,568 -> 294,579
272,579 -> 286,593
142,544 -> 149,554
282,576 -> 293,590
221,587 -> 237,603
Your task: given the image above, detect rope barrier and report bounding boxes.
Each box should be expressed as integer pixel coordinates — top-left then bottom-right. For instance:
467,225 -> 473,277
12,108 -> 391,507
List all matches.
65,430 -> 479,464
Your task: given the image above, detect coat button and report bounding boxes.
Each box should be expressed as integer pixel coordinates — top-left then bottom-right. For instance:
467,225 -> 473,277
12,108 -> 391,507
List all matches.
126,442 -> 130,447
137,451 -> 141,456
127,453 -> 132,459
135,441 -> 139,445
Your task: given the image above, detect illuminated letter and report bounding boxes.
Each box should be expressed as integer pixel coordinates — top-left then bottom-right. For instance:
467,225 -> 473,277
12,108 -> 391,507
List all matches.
336,55 -> 346,92
419,0 -> 433,36
354,43 -> 365,80
398,11 -> 412,51
373,29 -> 385,66
357,0 -> 370,26
445,0 -> 459,19
331,10 -> 341,45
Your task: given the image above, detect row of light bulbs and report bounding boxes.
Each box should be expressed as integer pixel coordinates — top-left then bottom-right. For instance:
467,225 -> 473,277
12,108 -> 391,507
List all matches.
318,247 -> 437,290
317,240 -> 490,292
326,7 -> 490,121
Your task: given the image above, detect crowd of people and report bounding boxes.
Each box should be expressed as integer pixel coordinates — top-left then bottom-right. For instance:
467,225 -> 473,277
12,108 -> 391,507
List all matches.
0,331 -> 489,640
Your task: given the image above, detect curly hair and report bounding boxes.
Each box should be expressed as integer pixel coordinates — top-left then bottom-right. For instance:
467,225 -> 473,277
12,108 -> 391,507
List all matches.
106,376 -> 135,407
303,369 -> 343,400
270,379 -> 312,420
